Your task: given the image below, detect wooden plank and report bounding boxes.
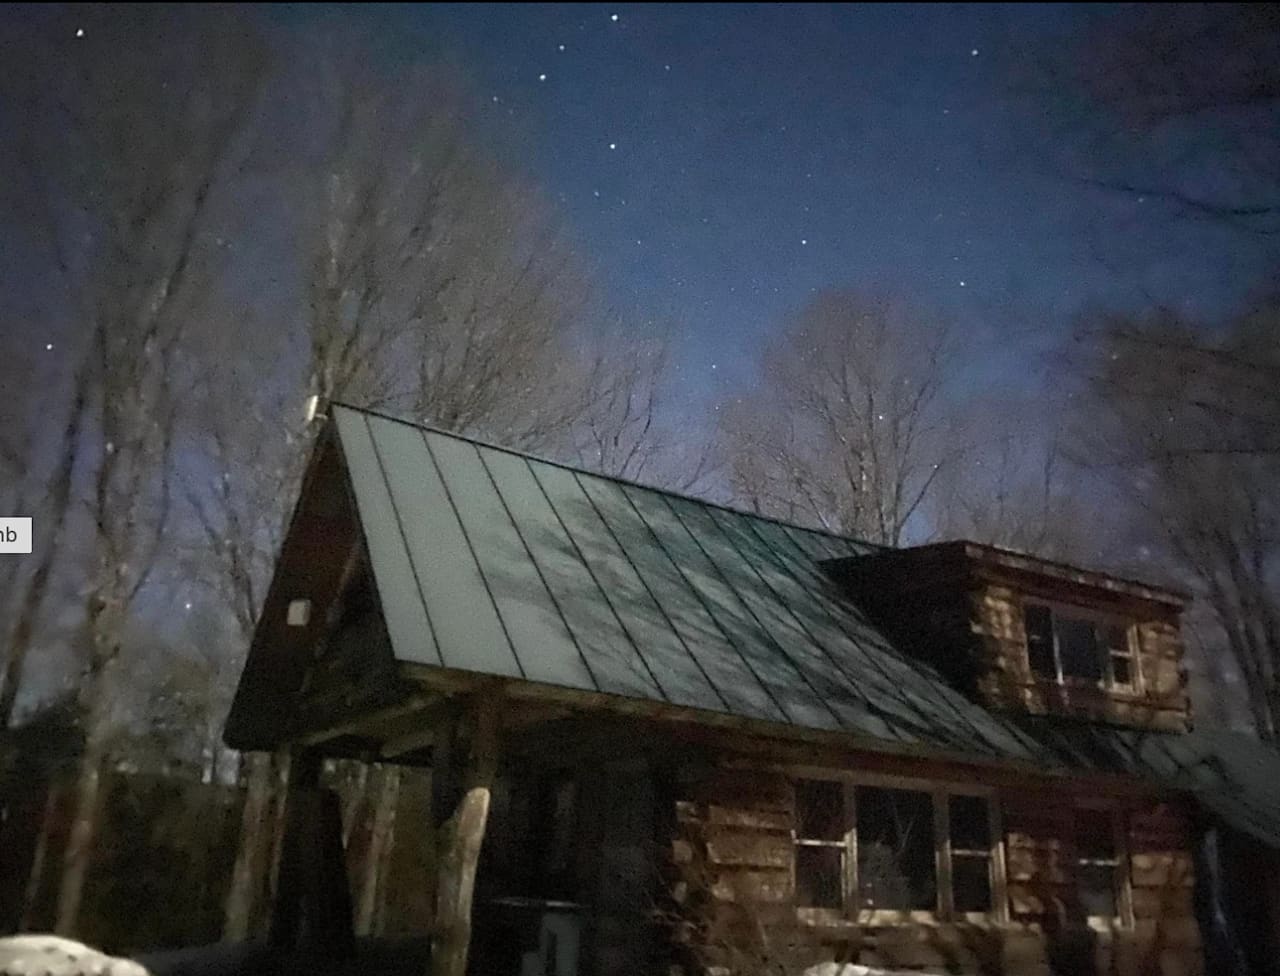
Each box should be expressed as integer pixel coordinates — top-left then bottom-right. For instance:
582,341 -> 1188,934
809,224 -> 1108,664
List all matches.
704,829 -> 791,868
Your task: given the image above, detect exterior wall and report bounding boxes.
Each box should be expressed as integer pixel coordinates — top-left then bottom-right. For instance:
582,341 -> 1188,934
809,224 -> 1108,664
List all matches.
667,756 -> 1204,976
973,584 -> 1191,733
826,541 -> 1192,734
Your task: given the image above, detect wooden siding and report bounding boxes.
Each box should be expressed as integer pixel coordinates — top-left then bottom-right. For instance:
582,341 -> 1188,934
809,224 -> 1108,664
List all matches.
974,586 -> 1191,732
667,757 -> 1204,976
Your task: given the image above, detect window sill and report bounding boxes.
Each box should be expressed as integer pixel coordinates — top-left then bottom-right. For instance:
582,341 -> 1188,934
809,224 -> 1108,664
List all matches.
796,909 -> 1005,929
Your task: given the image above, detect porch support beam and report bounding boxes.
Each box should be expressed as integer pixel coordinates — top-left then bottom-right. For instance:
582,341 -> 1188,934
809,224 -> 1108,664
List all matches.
430,688 -> 502,976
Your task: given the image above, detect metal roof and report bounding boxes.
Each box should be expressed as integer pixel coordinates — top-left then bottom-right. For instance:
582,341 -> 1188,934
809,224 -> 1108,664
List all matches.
332,403 -> 1053,763
231,403 -> 1280,849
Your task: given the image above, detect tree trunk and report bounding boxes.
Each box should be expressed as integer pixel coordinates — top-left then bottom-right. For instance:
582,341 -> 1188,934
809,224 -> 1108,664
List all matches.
224,751 -> 276,940
53,719 -> 108,935
269,750 -> 321,948
356,765 -> 401,936
19,780 -> 60,930
431,692 -> 500,976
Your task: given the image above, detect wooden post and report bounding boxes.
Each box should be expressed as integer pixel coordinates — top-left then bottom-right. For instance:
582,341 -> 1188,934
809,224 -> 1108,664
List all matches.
431,691 -> 501,976
269,749 -> 321,948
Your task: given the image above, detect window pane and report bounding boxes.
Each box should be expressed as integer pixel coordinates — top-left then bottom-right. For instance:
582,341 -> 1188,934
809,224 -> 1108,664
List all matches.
1111,654 -> 1132,686
949,795 -> 990,851
1078,863 -> 1118,917
1025,605 -> 1057,678
1103,624 -> 1130,654
1075,809 -> 1116,860
1058,617 -> 1105,681
796,845 -> 843,909
796,779 -> 846,841
952,854 -> 993,913
856,787 -> 936,911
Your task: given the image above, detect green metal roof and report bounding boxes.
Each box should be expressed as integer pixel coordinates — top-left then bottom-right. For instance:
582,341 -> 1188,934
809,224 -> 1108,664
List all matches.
332,403 -> 1052,763
231,403 -> 1280,849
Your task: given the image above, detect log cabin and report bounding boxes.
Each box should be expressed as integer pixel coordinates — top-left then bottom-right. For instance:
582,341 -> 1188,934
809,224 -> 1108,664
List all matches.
224,402 -> 1280,976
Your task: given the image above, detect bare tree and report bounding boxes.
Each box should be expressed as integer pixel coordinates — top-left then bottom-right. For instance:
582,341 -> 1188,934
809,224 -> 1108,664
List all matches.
931,397 -> 1107,565
718,291 -> 963,545
1024,4 -> 1280,237
1,6 -> 270,934
1071,302 -> 1280,737
193,41 -> 690,936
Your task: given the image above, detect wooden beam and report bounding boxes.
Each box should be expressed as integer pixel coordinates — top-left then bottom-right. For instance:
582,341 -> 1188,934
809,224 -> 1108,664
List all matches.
430,689 -> 501,976
379,700 -> 458,759
295,694 -> 435,747
269,749 -> 320,948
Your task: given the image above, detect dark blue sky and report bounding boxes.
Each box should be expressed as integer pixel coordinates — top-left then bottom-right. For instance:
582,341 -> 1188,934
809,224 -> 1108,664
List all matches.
321,3 -> 1270,401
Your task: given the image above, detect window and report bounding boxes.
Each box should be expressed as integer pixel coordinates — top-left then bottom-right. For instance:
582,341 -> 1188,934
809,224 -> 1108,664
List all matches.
794,779 -> 849,909
1075,807 -> 1126,922
949,794 -> 994,913
1023,602 -> 1138,689
857,786 -> 936,911
792,778 -> 1001,920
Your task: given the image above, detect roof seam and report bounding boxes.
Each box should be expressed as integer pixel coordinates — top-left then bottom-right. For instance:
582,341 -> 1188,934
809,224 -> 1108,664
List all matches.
570,470 -> 733,714
761,515 -> 1009,753
623,485 -> 794,726
418,429 -> 528,681
523,458 -> 669,702
663,495 -> 850,732
473,446 -> 604,695
704,506 -> 883,720
358,412 -> 444,668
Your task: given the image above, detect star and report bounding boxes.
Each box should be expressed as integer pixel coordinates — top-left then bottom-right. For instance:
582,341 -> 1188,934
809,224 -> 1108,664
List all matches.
75,28 -> 84,37
971,48 -> 979,56
558,44 -> 566,51
610,13 -> 619,22
184,601 -> 193,610
609,142 -> 617,150
959,280 -> 967,287
538,73 -> 547,81
45,343 -> 53,351
801,238 -> 808,245
665,64 -> 671,71
491,95 -> 500,103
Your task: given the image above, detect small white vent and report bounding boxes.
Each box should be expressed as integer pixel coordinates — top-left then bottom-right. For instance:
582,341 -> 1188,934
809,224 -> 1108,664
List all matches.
287,599 -> 312,627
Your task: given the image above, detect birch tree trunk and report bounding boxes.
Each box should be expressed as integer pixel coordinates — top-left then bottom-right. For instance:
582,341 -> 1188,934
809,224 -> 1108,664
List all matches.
224,751 -> 277,940
356,765 -> 401,936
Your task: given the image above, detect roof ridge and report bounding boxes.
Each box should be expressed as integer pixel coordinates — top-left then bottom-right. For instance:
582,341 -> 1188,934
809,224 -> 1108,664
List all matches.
327,400 -> 886,549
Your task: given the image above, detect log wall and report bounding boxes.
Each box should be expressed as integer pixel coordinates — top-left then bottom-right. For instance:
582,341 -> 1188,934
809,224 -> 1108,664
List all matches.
667,758 -> 1205,976
973,586 -> 1191,732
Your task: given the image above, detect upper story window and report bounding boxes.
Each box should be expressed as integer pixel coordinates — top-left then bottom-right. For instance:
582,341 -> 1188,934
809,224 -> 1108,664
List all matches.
1024,602 -> 1138,690
793,776 -> 1003,922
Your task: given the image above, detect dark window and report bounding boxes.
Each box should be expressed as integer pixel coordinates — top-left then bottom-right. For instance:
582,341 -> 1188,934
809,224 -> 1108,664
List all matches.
796,845 -> 843,909
797,779 -> 846,841
1024,604 -> 1136,688
953,854 -> 993,913
1058,616 -> 1105,682
794,779 -> 849,910
1075,808 -> 1122,919
1025,604 -> 1057,678
856,786 -> 936,911
949,794 -> 993,913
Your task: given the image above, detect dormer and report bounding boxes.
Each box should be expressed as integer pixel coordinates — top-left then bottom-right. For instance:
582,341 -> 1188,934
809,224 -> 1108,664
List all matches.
823,541 -> 1192,733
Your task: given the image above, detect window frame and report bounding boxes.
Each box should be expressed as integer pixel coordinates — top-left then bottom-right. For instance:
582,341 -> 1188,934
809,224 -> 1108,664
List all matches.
788,768 -> 1008,926
1073,800 -> 1135,931
1022,598 -> 1142,693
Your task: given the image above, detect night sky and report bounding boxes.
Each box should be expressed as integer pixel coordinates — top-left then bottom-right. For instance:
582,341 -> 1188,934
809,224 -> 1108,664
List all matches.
317,3 -> 1271,403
